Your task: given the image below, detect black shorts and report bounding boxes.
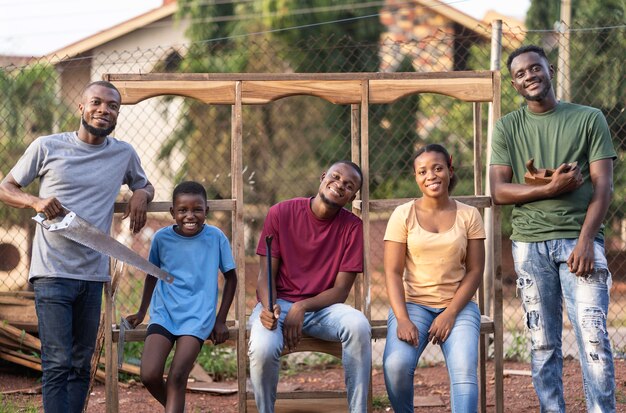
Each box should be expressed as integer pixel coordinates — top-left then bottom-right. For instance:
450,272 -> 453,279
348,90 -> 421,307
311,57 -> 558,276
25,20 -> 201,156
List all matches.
146,323 -> 204,346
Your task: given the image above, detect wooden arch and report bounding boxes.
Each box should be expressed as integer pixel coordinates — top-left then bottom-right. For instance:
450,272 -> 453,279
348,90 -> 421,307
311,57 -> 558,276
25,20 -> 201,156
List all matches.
104,71 -> 503,413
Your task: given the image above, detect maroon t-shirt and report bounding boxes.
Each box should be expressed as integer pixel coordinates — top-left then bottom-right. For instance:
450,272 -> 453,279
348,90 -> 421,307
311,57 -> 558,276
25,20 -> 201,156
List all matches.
256,197 -> 364,302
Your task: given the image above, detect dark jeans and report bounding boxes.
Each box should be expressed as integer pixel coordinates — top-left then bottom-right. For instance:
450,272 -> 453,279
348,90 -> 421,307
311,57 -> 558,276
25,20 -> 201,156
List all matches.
33,278 -> 103,413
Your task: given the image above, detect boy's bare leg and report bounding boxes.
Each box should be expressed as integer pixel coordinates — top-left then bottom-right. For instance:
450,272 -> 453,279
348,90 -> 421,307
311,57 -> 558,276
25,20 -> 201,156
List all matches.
165,336 -> 203,413
140,334 -> 174,407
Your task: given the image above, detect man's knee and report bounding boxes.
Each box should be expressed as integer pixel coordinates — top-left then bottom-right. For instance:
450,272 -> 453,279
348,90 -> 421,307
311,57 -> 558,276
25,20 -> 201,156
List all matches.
343,310 -> 371,340
248,334 -> 283,363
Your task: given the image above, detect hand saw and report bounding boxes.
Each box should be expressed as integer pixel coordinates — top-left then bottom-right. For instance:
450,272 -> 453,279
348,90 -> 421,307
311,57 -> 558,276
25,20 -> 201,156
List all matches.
33,210 -> 174,284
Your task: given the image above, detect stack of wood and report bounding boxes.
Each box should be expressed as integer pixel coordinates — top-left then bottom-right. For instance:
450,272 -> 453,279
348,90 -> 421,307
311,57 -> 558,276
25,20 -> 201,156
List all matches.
0,319 -> 142,382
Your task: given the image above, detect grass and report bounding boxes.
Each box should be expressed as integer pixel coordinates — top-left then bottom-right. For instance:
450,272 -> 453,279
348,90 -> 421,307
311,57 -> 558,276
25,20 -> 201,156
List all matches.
0,395 -> 38,413
281,352 -> 341,376
504,330 -> 530,362
117,341 -> 239,382
372,394 -> 390,409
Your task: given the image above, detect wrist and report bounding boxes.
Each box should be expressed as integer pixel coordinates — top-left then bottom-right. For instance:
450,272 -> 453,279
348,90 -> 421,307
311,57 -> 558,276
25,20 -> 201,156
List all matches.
292,301 -> 307,313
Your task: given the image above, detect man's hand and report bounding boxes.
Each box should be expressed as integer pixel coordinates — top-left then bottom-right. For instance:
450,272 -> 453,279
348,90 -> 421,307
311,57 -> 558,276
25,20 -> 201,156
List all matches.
209,320 -> 230,345
260,304 -> 281,330
396,318 -> 419,347
428,309 -> 456,345
548,163 -> 583,196
32,196 -> 64,220
283,302 -> 305,350
567,238 -> 595,276
123,188 -> 150,233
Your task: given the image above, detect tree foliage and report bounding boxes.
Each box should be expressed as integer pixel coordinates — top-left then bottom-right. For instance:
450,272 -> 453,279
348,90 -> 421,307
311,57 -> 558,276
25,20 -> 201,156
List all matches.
160,0 -> 384,209
0,64 -> 77,227
524,0 -> 626,230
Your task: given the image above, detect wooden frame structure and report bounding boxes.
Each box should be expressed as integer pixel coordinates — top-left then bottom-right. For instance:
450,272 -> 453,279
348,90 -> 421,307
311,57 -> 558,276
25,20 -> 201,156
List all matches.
103,71 -> 503,413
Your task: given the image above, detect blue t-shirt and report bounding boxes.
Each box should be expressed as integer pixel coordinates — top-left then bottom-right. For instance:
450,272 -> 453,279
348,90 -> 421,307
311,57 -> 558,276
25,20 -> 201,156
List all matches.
148,224 -> 236,340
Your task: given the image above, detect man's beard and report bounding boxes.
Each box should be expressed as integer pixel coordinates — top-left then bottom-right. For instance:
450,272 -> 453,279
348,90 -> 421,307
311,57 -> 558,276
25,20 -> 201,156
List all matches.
522,80 -> 552,102
81,116 -> 116,137
319,191 -> 342,209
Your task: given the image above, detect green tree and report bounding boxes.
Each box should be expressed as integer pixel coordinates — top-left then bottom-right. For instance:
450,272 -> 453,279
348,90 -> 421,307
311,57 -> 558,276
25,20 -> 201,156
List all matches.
0,64 -> 72,226
525,0 -> 626,236
160,0 -> 383,209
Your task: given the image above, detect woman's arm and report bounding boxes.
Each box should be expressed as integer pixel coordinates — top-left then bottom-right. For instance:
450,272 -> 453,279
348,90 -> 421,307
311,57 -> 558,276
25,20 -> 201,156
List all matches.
428,238 -> 485,344
384,240 -> 418,347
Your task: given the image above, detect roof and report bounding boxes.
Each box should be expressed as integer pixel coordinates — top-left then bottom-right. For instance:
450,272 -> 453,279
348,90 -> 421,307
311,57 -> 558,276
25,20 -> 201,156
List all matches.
46,2 -> 177,63
382,0 -> 491,39
381,0 -> 525,47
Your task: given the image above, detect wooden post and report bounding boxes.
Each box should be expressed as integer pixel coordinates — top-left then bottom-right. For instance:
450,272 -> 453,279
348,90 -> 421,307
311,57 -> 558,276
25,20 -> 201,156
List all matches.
557,0 -> 571,102
350,102 -> 363,311
232,80 -> 247,413
484,20 -> 502,321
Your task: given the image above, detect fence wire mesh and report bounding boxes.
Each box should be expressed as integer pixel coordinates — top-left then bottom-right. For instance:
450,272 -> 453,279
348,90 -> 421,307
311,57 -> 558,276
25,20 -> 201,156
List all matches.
1,21 -> 625,364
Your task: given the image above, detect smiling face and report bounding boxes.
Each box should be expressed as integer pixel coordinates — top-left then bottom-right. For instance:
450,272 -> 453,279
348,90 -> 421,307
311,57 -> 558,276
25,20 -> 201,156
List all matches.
317,163 -> 361,209
413,151 -> 453,198
509,51 -> 555,102
170,192 -> 208,237
78,84 -> 121,139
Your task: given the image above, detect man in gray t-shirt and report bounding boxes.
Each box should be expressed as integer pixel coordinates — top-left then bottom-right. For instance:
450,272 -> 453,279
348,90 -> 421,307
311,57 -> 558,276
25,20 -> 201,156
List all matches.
0,80 -> 154,413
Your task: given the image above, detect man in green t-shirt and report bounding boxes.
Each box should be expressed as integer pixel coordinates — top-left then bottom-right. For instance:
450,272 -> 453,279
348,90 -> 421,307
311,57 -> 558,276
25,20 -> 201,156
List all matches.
490,45 -> 616,412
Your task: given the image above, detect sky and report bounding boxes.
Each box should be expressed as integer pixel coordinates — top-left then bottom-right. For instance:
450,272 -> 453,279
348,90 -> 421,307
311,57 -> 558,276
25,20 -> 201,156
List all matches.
0,0 -> 530,57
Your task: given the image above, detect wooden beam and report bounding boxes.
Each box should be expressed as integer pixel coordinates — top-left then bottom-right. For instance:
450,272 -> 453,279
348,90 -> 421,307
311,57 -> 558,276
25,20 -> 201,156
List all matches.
369,77 -> 494,103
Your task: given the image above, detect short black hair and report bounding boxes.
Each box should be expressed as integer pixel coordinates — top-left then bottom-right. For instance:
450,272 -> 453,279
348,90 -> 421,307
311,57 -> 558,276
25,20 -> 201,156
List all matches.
82,80 -> 121,98
506,44 -> 549,73
330,160 -> 363,190
411,143 -> 458,192
172,181 -> 207,204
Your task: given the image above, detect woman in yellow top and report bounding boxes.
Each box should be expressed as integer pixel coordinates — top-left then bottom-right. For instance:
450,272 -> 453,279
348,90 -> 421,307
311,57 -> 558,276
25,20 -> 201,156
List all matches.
383,144 -> 486,412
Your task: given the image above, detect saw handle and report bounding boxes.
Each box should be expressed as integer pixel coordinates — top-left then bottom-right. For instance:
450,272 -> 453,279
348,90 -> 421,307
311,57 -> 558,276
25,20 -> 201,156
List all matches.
32,213 -> 51,229
32,205 -> 70,229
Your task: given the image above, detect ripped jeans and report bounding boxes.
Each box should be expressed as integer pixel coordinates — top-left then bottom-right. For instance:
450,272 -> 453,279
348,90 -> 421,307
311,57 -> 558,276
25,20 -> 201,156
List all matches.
512,239 -> 615,413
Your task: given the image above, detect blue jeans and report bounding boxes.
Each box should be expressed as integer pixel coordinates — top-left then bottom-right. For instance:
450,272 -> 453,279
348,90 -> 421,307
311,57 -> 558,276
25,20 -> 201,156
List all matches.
248,300 -> 371,413
33,278 -> 103,413
383,301 -> 480,413
512,239 -> 615,413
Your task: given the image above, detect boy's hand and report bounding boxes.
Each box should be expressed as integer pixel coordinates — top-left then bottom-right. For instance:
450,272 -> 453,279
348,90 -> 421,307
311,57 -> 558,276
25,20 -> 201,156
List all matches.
209,320 -> 230,345
126,311 -> 145,328
260,304 -> 280,330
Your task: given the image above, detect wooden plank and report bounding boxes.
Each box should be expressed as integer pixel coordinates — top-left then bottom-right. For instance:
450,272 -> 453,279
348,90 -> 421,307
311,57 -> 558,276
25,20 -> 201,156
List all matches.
112,80 -> 235,105
360,81 -> 371,321
247,396 -> 349,413
114,199 -> 235,213
371,315 -> 494,339
106,71 -> 493,82
369,77 -> 494,103
350,103 -> 362,311
242,80 -> 362,105
233,80 -> 248,413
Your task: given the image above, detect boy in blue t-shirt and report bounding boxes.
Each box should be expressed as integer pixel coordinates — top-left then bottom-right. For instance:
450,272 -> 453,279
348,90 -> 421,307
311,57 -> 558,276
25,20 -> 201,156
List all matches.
127,181 -> 237,412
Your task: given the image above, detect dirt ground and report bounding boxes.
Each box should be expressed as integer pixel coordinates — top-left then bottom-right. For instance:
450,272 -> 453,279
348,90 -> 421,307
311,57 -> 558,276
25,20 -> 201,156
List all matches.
1,358 -> 625,412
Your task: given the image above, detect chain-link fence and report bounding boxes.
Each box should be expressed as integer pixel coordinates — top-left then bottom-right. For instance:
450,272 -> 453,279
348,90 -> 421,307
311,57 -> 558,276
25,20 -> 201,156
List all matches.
1,21 -> 624,365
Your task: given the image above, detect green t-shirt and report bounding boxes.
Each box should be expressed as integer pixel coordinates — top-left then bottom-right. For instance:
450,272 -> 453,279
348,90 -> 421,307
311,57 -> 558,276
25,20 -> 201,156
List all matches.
490,102 -> 616,242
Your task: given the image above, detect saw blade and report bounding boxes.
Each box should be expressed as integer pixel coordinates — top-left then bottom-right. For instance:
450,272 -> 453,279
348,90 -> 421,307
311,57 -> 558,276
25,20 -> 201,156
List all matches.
33,211 -> 174,284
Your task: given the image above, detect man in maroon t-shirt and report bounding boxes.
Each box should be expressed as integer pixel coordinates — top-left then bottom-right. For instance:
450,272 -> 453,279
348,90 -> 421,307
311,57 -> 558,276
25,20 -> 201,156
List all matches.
248,160 -> 371,413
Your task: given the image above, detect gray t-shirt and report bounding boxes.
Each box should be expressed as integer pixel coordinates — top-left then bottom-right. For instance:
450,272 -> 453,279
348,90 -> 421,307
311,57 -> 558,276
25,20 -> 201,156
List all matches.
10,131 -> 149,282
